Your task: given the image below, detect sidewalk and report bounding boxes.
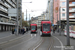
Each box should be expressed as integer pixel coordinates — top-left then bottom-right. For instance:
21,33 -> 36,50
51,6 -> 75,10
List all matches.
52,31 -> 75,50
0,31 -> 29,46
0,31 -> 12,38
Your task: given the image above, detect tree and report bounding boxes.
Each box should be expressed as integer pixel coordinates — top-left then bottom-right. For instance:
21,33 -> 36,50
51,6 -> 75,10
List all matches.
22,20 -> 29,27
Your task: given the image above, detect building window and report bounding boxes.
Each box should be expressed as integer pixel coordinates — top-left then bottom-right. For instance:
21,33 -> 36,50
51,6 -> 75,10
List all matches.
62,8 -> 65,11
62,2 -> 65,6
72,8 -> 75,10
72,2 -> 75,4
62,13 -> 65,16
72,13 -> 75,16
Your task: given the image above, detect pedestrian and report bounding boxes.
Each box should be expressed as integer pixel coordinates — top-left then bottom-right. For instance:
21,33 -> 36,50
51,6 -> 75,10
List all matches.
22,28 -> 25,34
21,28 -> 24,34
21,28 -> 23,34
53,28 -> 55,33
12,27 -> 15,34
19,28 -> 21,34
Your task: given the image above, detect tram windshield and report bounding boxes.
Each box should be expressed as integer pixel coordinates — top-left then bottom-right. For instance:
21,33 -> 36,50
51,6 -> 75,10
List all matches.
43,24 -> 50,31
31,26 -> 36,30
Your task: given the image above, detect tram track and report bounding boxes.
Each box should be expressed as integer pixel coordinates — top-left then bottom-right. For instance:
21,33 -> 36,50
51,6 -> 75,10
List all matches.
48,37 -> 54,50
2,30 -> 41,50
28,37 -> 44,50
28,36 -> 54,50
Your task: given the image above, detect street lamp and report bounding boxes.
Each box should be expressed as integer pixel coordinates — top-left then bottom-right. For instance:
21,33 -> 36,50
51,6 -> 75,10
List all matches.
66,0 -> 70,46
59,7 -> 61,35
57,14 -> 59,32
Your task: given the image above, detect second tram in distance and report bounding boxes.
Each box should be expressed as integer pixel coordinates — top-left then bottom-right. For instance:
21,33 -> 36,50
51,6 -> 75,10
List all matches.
30,23 -> 37,33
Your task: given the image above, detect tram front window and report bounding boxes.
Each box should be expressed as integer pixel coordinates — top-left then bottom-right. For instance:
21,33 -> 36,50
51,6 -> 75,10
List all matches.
31,26 -> 36,30
43,24 -> 50,31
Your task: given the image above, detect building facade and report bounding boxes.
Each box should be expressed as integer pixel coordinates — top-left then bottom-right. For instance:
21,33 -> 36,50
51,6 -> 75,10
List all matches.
31,17 -> 38,26
60,0 -> 67,20
53,0 -> 60,25
38,14 -> 46,27
69,0 -> 75,20
46,0 -> 53,23
59,0 -> 75,21
0,0 -> 17,31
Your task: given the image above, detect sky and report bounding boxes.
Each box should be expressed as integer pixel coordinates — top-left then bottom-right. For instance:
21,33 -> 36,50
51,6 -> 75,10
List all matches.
22,0 -> 48,21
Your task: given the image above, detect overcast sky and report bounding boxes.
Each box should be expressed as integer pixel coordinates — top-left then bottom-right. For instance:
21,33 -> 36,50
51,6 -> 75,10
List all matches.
22,0 -> 48,21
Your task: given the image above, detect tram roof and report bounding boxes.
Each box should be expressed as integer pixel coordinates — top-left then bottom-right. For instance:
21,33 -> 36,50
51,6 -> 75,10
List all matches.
41,20 -> 51,24
30,24 -> 37,26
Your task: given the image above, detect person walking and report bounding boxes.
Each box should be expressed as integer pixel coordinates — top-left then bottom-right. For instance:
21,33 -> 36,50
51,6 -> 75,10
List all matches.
19,28 -> 21,34
12,27 -> 15,34
53,27 -> 55,33
21,28 -> 24,34
22,28 -> 25,34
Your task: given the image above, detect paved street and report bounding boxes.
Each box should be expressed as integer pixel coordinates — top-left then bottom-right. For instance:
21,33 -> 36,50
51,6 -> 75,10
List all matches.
0,29 -> 75,50
0,31 -> 12,38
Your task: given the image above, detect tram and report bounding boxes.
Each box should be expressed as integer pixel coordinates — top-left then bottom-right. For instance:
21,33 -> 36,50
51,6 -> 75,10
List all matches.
40,20 -> 51,36
30,24 -> 37,33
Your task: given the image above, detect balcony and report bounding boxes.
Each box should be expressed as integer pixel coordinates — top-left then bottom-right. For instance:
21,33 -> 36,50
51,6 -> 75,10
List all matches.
69,4 -> 75,8
69,0 -> 75,2
60,0 -> 66,1
0,14 -> 9,18
0,8 -> 8,13
11,18 -> 16,21
6,0 -> 15,8
0,22 -> 16,25
0,2 -> 8,8
69,15 -> 75,18
69,10 -> 75,13
11,0 -> 16,5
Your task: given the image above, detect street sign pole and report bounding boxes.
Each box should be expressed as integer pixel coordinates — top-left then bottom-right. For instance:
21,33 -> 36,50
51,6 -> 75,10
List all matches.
29,14 -> 30,25
66,0 -> 70,46
21,0 -> 22,28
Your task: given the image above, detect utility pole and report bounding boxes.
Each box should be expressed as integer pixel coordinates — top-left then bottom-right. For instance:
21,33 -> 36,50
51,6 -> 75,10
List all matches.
26,9 -> 27,22
29,14 -> 30,25
66,0 -> 70,46
21,0 -> 22,28
59,7 -> 61,35
29,14 -> 30,21
57,14 -> 58,32
16,0 -> 19,35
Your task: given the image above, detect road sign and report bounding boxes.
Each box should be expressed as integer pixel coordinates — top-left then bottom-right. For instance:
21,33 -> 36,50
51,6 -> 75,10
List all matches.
8,8 -> 17,16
